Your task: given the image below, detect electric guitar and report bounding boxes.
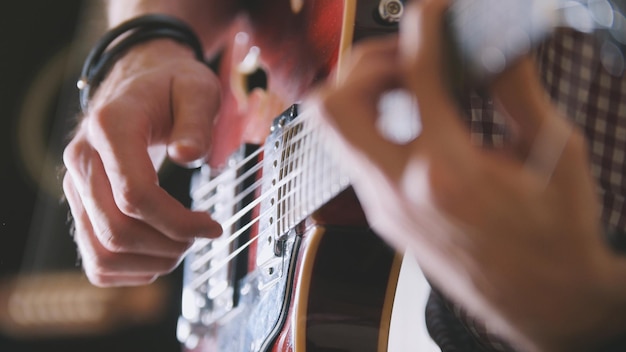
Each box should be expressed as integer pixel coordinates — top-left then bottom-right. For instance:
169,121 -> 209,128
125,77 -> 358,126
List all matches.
177,1 -> 402,351
175,0 -> 626,351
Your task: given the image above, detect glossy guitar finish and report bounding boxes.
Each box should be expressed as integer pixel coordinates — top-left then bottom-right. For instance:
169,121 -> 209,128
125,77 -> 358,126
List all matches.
271,223 -> 401,352
178,1 -> 403,351
177,1 -> 626,350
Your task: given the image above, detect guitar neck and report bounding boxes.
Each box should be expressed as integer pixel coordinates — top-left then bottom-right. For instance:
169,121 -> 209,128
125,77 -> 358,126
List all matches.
261,105 -> 350,237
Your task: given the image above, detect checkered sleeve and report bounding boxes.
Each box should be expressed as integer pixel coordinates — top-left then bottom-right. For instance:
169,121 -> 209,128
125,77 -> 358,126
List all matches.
426,28 -> 626,352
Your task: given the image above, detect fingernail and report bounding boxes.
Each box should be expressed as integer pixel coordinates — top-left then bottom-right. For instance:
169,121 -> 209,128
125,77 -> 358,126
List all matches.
175,137 -> 202,150
198,221 -> 223,239
168,138 -> 207,168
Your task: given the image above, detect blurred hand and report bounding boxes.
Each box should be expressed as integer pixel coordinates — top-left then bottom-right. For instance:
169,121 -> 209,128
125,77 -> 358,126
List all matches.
309,0 -> 626,350
63,40 -> 224,287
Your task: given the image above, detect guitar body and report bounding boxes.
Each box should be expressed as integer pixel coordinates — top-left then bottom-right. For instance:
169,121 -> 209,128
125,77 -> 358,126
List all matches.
178,1 -> 403,351
270,222 -> 401,352
208,0 -> 345,166
184,207 -> 401,352
177,1 -> 626,351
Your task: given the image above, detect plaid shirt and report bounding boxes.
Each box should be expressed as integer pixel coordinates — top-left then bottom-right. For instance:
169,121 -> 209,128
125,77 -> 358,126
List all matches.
426,29 -> 626,351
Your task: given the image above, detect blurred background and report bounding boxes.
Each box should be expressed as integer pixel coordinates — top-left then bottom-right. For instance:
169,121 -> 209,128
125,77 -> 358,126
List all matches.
0,2 -> 190,351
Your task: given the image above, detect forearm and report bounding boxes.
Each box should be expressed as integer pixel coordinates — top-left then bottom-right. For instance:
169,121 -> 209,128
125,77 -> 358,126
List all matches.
106,0 -> 239,55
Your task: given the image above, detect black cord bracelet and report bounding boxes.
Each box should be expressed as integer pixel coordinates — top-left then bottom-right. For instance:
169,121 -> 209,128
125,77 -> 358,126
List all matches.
77,14 -> 206,112
605,228 -> 626,254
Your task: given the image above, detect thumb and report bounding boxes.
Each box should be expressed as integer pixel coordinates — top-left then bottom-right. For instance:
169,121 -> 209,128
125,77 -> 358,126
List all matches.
400,0 -> 470,141
490,57 -> 554,154
491,57 -> 576,186
167,66 -> 221,167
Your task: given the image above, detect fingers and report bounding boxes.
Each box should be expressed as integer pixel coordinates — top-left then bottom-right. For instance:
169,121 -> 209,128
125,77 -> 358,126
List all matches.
490,56 -> 580,189
335,35 -> 399,84
62,42 -> 225,287
490,57 -> 558,151
400,0 -> 470,144
63,171 -> 180,287
400,0 -> 449,95
310,35 -> 408,179
85,100 -> 222,242
65,137 -> 193,258
168,64 -> 222,167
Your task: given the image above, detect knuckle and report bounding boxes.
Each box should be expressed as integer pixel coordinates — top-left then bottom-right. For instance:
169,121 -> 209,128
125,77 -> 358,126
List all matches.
426,159 -> 466,212
84,271 -> 113,288
62,172 -> 74,195
162,257 -> 182,274
62,142 -> 77,168
98,225 -> 134,254
181,64 -> 219,89
89,104 -> 118,137
114,183 -> 149,217
187,69 -> 221,105
89,251 -> 119,275
565,127 -> 588,158
350,38 -> 384,65
62,138 -> 87,171
318,87 -> 344,118
80,254 -> 117,287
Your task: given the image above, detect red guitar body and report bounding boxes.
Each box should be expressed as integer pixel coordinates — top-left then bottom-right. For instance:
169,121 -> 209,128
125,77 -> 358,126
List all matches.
178,1 -> 403,351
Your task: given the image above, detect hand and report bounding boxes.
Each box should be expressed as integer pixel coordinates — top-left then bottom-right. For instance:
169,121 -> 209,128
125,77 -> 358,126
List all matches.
63,40 -> 224,287
309,0 -> 626,350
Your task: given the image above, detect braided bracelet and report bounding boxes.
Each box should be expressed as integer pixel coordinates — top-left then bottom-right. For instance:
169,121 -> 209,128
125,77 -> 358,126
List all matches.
605,228 -> 626,254
77,14 -> 206,112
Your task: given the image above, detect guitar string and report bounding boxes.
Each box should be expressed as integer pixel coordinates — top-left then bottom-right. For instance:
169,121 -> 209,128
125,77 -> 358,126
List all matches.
192,107 -> 322,200
186,0 -> 623,290
189,206 -> 265,271
187,112 -> 349,282
190,117 -> 318,205
189,154 -> 339,273
192,125 -> 317,234
187,133 -> 319,270
190,117 -> 322,219
188,156 -> 316,271
190,147 -> 264,200
190,231 -> 262,290
192,176 -> 264,218
194,157 -> 347,278
187,144 -> 347,281
189,158 -> 346,290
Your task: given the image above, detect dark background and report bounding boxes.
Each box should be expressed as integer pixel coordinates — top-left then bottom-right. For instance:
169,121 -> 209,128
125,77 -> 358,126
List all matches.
0,2 -> 186,351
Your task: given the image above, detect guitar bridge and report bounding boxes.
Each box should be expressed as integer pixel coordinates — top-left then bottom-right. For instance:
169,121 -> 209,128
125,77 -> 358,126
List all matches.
178,145 -> 262,348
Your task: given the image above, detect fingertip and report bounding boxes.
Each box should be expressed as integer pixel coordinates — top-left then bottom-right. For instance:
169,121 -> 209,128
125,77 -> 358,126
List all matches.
208,219 -> 224,237
189,211 -> 223,239
399,0 -> 450,77
197,219 -> 223,239
167,138 -> 209,168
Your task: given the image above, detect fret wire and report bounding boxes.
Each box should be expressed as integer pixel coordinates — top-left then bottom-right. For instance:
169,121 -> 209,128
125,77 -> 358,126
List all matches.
192,119 -> 316,219
191,146 -> 265,200
189,207 -> 265,271
190,158 -> 347,290
190,162 -> 310,271
190,231 -> 263,290
188,112 -> 351,281
191,157 -> 263,207
191,116 -> 318,212
194,177 -> 263,215
189,149 -> 347,277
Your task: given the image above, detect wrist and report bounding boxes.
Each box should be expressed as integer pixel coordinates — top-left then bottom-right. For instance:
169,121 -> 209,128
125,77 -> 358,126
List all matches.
110,39 -> 198,74
78,14 -> 208,112
106,2 -> 239,55
546,257 -> 626,352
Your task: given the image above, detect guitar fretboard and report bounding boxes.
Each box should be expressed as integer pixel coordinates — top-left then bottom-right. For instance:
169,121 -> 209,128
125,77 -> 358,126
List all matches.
262,106 -> 350,238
